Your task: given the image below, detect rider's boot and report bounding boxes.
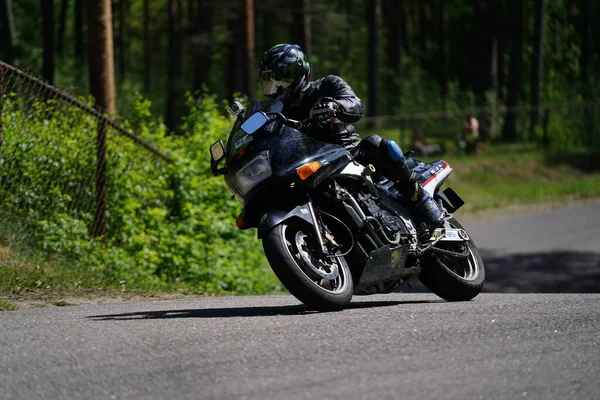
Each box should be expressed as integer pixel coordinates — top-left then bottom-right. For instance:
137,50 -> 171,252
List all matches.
359,136 -> 444,240
392,163 -> 444,240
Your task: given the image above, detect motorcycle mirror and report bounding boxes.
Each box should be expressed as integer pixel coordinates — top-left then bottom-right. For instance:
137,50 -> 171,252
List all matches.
210,140 -> 226,163
210,141 -> 227,176
240,112 -> 268,135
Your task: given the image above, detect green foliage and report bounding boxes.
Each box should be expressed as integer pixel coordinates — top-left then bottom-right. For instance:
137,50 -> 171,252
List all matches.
1,93 -> 282,295
0,300 -> 16,311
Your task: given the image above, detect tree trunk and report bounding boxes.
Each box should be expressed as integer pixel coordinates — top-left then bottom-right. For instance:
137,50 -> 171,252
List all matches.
166,0 -> 182,131
0,0 -> 16,63
227,2 -> 243,100
86,0 -> 115,238
86,0 -> 115,114
342,0 -> 354,58
414,2 -> 423,66
530,0 -> 546,138
143,0 -> 150,93
486,0 -> 499,92
187,0 -> 194,23
439,0 -> 449,104
472,0 -> 484,98
42,0 -> 55,84
386,0 -> 403,103
386,0 -> 402,73
260,0 -> 276,54
496,0 -> 508,102
57,0 -> 69,56
74,0 -> 84,79
367,0 -> 381,129
192,0 -> 212,92
580,0 -> 592,82
502,0 -> 525,142
292,0 -> 311,59
242,0 -> 255,100
486,0 -> 499,138
116,0 -> 128,80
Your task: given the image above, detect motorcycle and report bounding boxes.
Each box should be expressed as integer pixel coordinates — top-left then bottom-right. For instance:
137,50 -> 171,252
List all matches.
210,99 -> 485,311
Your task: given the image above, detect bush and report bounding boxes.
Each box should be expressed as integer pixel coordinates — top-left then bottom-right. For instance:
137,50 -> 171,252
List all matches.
0,92 -> 283,294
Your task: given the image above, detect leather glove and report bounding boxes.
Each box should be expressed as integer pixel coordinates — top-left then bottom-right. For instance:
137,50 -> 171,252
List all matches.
309,101 -> 341,127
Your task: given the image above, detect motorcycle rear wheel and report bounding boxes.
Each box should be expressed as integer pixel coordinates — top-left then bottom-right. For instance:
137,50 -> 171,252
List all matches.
418,217 -> 485,301
262,221 -> 354,311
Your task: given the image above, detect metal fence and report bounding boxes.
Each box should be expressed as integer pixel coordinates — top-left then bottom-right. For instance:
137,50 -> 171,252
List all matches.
0,61 -> 172,246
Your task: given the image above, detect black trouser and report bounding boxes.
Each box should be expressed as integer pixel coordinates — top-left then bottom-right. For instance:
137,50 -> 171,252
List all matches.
354,134 -> 418,193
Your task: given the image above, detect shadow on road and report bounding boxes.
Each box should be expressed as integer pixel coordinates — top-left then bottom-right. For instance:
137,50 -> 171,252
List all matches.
480,249 -> 600,293
88,299 -> 442,321
403,249 -> 600,294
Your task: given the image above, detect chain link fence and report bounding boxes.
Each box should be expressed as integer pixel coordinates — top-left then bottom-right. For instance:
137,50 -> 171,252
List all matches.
0,61 -> 173,249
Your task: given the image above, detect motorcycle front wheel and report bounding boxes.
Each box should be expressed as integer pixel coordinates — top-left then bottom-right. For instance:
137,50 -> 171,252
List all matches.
418,217 -> 485,301
262,220 -> 354,311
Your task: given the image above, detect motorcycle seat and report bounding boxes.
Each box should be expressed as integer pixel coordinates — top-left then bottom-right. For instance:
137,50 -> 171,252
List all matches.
412,160 -> 451,185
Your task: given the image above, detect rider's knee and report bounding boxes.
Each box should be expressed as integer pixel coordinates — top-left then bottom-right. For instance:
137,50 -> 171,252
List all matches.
357,134 -> 405,164
385,140 -> 405,163
356,134 -> 384,158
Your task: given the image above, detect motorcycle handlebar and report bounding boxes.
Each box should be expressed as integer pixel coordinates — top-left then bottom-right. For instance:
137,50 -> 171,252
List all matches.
265,112 -> 312,130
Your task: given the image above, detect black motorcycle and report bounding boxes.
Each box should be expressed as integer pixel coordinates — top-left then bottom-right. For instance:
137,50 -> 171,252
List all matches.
210,100 -> 485,311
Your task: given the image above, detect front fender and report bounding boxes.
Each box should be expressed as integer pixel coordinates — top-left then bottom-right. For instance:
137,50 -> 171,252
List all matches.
257,203 -> 315,239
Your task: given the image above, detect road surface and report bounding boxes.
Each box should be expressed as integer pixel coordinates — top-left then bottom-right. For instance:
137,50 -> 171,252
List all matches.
1,203 -> 599,400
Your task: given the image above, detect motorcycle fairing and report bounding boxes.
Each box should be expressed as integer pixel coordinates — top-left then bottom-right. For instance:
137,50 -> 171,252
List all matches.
226,125 -> 352,203
353,245 -> 409,291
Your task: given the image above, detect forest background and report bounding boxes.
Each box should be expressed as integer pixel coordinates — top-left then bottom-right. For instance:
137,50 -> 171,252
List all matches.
0,0 -> 599,302
2,0 -> 599,143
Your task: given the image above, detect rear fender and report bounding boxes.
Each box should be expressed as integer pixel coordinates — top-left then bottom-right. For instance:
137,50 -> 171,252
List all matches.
257,203 -> 315,239
435,187 -> 465,214
422,162 -> 453,197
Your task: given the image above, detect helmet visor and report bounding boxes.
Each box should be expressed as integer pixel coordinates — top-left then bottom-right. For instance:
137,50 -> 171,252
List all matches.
261,79 -> 291,97
259,64 -> 299,97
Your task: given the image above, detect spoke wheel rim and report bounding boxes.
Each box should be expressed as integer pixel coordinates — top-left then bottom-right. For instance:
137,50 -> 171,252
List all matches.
282,224 -> 349,294
437,224 -> 481,282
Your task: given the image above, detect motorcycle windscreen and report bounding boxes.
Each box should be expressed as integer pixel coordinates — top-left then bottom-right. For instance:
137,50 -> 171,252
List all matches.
225,99 -> 284,161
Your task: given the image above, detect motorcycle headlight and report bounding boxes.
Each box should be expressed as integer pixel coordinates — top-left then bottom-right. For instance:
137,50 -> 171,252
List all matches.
234,151 -> 272,195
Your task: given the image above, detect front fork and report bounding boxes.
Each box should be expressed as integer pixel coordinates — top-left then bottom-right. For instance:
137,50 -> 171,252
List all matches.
306,198 -> 329,256
257,196 -> 329,257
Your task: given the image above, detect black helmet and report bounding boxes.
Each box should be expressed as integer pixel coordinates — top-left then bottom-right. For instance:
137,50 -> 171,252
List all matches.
259,44 -> 310,102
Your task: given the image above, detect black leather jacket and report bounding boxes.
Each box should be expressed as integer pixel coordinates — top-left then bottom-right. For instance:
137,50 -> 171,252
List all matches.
282,75 -> 364,149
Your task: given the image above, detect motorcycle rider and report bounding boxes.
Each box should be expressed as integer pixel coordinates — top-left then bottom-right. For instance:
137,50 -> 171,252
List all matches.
258,43 -> 443,237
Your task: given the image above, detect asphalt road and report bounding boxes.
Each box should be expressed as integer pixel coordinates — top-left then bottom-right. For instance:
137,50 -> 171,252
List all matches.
1,203 -> 599,400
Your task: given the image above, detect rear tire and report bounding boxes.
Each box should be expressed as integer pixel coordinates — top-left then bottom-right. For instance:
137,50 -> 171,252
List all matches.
262,221 -> 354,311
418,218 -> 485,301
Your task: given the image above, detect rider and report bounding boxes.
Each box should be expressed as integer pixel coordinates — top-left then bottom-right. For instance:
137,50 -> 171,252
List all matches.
258,43 -> 443,237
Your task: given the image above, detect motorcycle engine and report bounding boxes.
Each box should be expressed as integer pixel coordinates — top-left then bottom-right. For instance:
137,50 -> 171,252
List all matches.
357,192 -> 408,236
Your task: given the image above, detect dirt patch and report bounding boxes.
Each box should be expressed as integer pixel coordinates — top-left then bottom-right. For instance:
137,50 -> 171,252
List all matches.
1,288 -> 206,310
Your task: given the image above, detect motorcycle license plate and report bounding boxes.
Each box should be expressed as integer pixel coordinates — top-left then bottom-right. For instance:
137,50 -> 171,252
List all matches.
430,228 -> 470,242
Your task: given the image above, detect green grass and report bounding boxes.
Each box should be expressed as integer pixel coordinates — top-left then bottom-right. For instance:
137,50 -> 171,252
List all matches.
1,143 -> 599,301
439,144 -> 600,212
0,300 -> 16,311
0,243 -> 112,295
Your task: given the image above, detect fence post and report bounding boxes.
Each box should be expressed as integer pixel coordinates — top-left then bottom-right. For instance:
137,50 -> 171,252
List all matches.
93,120 -> 107,238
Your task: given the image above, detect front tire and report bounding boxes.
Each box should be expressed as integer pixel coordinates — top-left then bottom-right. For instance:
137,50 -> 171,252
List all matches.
418,218 -> 485,301
262,221 -> 354,311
